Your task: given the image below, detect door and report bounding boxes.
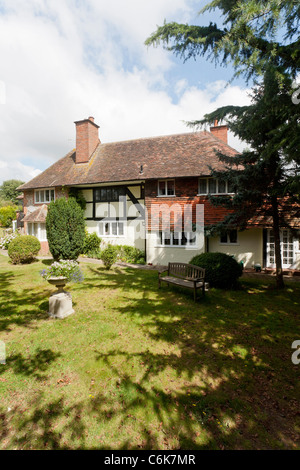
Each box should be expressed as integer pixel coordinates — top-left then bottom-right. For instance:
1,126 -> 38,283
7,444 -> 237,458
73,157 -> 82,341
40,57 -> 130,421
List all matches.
267,229 -> 295,268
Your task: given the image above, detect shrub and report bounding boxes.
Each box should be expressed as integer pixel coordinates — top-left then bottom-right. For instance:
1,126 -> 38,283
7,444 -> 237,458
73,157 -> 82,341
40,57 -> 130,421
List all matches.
8,235 -> 40,264
100,244 -> 118,270
118,245 -> 146,264
46,197 -> 85,260
68,188 -> 87,211
82,231 -> 101,256
189,252 -> 243,289
40,260 -> 84,283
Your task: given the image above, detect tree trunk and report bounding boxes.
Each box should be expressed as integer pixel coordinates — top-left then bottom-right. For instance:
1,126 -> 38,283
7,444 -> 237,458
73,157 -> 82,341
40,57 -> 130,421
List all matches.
271,195 -> 284,289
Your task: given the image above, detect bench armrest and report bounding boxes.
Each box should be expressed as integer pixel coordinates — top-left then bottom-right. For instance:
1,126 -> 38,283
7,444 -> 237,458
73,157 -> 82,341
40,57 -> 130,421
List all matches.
158,267 -> 168,275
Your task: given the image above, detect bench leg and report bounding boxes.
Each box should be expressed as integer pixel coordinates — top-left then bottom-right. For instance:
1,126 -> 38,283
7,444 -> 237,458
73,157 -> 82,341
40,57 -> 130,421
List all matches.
194,285 -> 197,302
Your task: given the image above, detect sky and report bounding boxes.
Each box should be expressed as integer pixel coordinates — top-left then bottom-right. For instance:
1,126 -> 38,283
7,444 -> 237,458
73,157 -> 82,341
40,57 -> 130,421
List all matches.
0,0 -> 252,185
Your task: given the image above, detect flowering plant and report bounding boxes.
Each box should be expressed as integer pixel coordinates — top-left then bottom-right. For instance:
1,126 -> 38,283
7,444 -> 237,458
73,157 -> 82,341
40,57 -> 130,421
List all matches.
40,260 -> 84,283
0,231 -> 20,249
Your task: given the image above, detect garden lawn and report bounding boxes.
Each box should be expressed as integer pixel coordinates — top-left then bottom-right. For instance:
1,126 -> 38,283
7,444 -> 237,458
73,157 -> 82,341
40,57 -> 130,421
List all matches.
0,254 -> 299,450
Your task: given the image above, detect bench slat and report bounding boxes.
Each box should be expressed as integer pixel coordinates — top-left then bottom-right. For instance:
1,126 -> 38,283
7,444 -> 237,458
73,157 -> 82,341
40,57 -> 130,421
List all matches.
159,262 -> 205,302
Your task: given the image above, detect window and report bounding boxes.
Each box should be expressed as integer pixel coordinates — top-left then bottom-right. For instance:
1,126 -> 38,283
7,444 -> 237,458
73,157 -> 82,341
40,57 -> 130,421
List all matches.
157,231 -> 196,247
35,189 -> 55,204
208,178 -> 217,194
27,222 -> 47,241
220,230 -> 238,244
158,180 -> 175,197
94,186 -> 126,202
198,178 -> 233,195
98,221 -> 124,237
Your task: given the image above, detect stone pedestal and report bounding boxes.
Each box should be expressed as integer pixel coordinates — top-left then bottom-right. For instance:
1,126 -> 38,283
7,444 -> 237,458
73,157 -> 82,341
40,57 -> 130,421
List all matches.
48,291 -> 74,319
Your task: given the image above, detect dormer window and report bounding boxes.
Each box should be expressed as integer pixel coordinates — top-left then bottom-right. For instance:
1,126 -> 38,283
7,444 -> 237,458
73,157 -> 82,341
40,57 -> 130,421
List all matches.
158,180 -> 175,197
35,189 -> 55,204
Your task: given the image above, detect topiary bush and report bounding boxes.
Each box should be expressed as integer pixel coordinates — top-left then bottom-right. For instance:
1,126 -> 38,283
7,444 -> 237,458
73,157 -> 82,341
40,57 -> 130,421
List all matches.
189,252 -> 243,289
46,197 -> 85,261
8,235 -> 41,264
100,244 -> 118,270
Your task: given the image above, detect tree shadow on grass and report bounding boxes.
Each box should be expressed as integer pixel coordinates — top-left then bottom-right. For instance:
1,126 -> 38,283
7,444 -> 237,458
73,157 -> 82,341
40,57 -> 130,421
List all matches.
0,393 -> 86,450
78,265 -> 300,449
0,348 -> 61,381
0,270 -> 51,332
1,264 -> 299,449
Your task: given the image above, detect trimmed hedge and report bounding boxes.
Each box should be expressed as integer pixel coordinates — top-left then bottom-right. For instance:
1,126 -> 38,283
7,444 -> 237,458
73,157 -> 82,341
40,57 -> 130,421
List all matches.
8,235 -> 41,264
46,197 -> 85,260
189,252 -> 243,289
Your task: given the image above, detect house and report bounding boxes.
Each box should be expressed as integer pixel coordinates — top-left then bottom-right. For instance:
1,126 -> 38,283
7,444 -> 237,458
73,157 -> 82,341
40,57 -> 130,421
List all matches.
18,116 -> 300,269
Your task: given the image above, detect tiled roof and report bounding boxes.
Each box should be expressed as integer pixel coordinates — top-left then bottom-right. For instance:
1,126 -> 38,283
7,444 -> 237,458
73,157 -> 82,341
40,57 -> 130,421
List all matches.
23,204 -> 48,223
18,131 -> 237,190
248,199 -> 300,228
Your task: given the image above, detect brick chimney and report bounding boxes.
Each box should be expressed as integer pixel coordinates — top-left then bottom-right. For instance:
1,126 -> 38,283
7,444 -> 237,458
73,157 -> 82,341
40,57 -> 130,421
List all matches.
74,116 -> 100,164
210,119 -> 228,144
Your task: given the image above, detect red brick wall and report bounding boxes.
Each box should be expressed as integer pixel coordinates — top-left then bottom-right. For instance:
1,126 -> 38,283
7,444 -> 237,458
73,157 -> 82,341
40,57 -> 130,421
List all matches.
145,178 -> 232,231
75,118 -> 100,164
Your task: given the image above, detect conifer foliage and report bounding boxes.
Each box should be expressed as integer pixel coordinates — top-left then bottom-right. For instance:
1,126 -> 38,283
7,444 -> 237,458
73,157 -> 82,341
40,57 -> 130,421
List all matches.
46,197 -> 85,261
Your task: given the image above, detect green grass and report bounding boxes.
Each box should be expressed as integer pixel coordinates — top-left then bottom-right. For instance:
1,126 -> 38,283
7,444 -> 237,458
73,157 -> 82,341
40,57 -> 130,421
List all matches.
0,254 -> 299,450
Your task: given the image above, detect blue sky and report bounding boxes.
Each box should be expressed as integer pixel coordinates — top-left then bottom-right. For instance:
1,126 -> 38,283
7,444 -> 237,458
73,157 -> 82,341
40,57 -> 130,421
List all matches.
0,0 -> 252,185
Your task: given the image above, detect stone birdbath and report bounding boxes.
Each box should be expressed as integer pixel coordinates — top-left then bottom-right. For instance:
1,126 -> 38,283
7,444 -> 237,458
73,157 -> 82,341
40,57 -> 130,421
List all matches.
47,276 -> 75,319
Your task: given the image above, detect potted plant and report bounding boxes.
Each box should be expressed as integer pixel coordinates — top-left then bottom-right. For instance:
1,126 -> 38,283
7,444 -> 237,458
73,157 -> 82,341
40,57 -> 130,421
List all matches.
40,260 -> 84,319
40,259 -> 84,289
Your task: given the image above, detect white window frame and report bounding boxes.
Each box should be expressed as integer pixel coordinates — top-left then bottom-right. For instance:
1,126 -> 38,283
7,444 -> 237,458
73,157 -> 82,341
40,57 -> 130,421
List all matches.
157,179 -> 175,197
98,221 -> 125,238
27,222 -> 47,241
219,229 -> 238,245
157,231 -> 197,248
34,188 -> 55,204
198,177 -> 234,195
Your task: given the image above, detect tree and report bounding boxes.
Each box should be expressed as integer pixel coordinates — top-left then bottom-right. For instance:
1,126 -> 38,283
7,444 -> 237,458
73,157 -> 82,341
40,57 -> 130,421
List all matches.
0,205 -> 18,227
0,180 -> 24,205
146,1 -> 300,287
145,1 -> 300,81
46,197 -> 86,261
145,1 -> 300,161
194,68 -> 300,288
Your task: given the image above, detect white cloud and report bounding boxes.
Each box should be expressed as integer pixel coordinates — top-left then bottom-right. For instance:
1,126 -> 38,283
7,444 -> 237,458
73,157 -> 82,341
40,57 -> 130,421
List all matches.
0,160 -> 42,184
0,0 -> 250,185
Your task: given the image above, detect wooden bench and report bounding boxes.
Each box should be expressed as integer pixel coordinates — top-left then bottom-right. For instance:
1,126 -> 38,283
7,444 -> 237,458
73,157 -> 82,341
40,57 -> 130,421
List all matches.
158,262 -> 205,302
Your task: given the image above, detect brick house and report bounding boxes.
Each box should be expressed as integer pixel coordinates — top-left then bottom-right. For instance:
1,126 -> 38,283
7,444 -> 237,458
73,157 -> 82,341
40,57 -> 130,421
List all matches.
18,117 -> 300,269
